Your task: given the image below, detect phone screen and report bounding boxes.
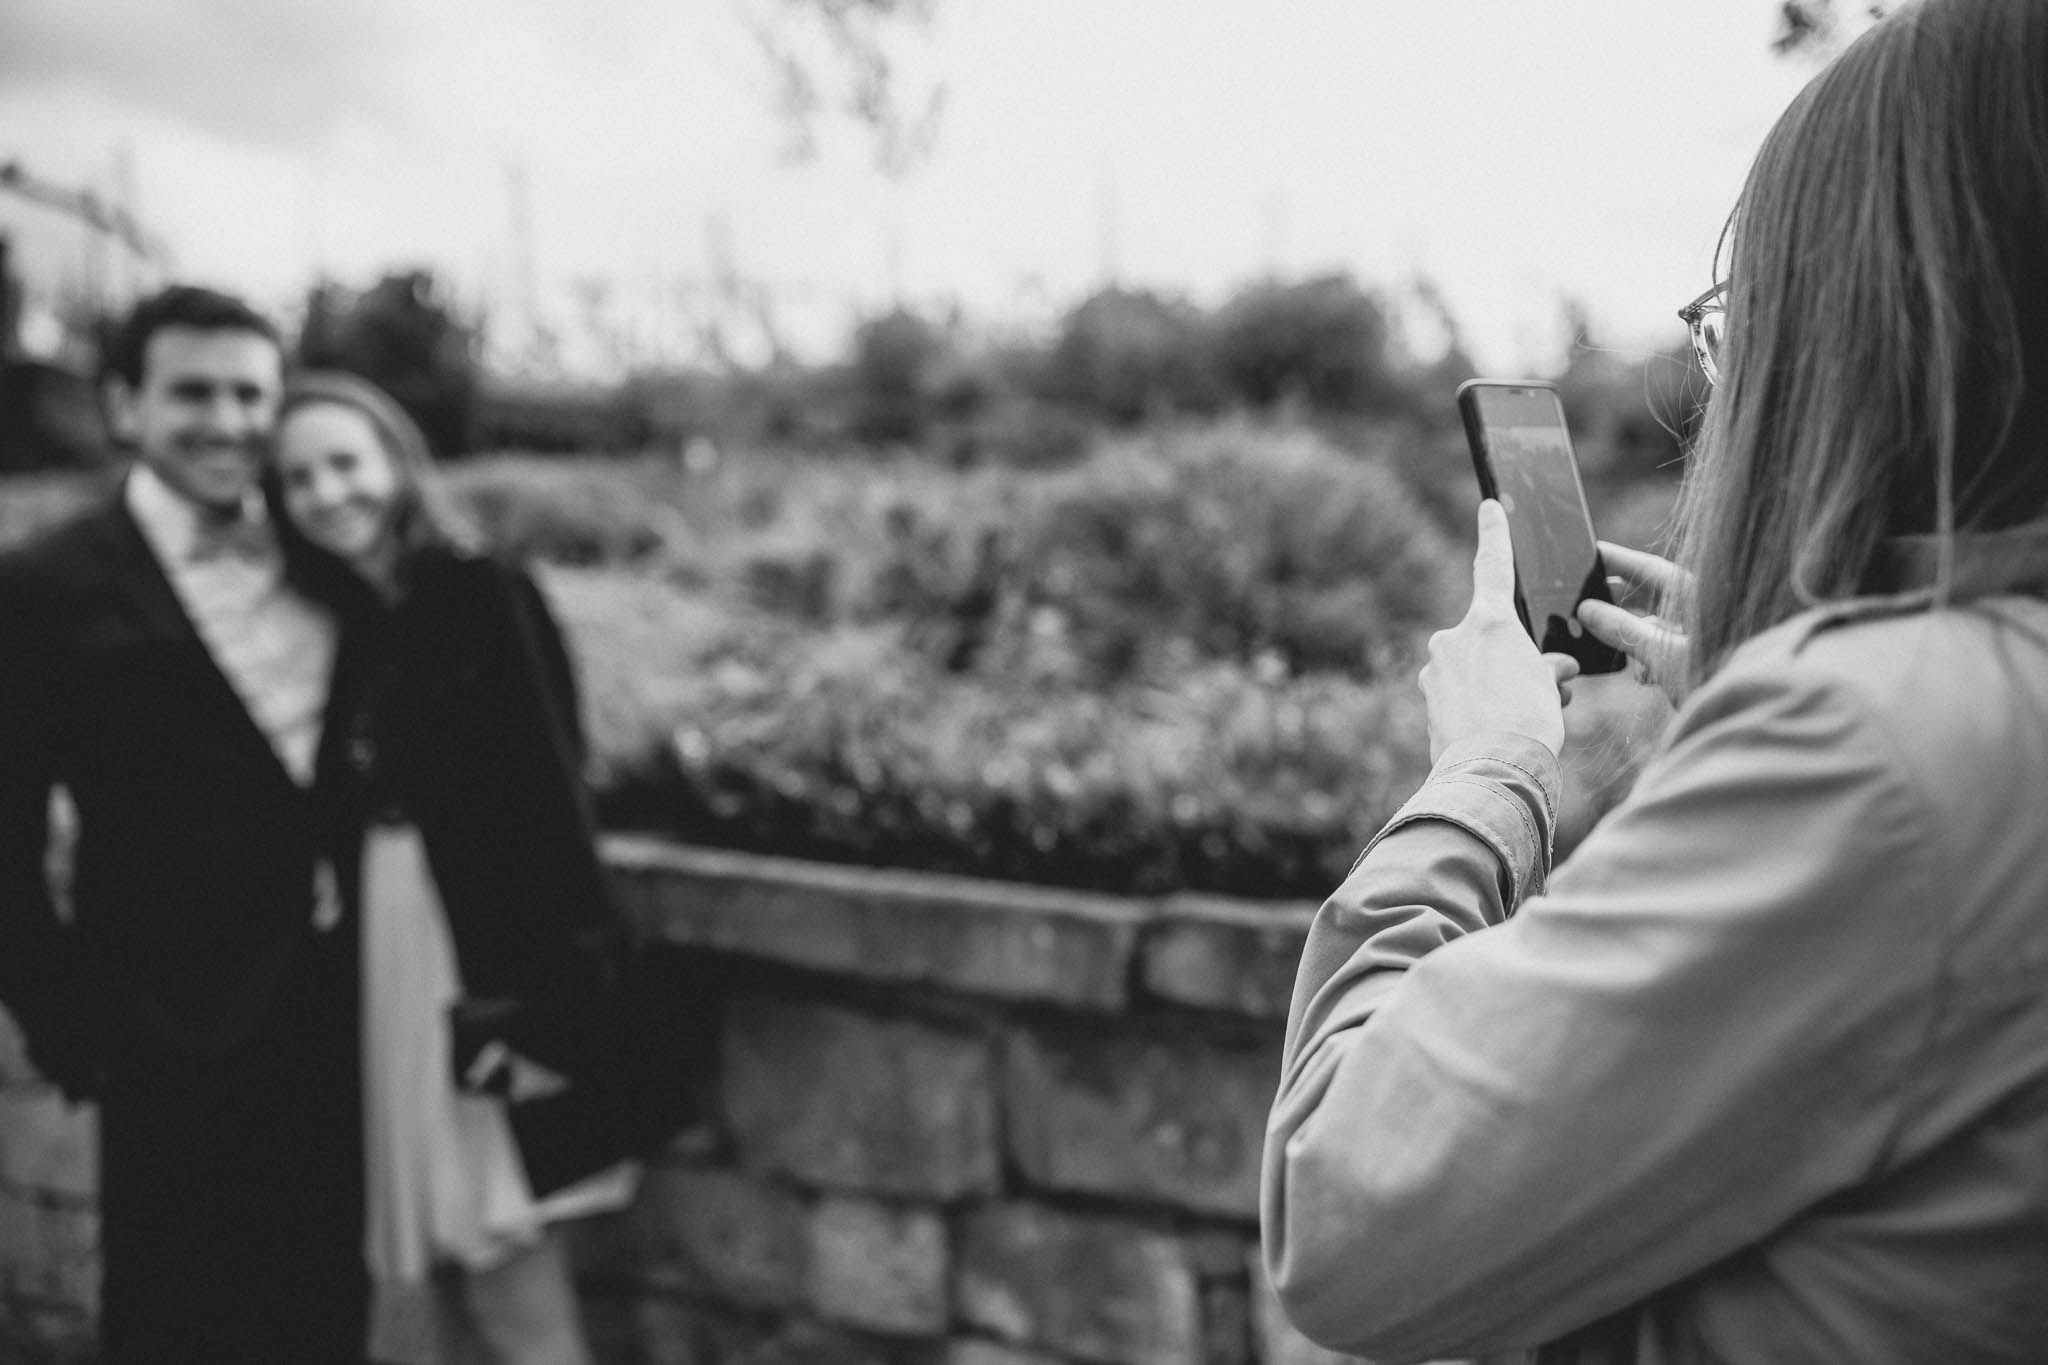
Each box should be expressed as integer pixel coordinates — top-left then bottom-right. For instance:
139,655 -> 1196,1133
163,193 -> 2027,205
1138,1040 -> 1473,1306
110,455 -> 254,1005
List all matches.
1458,382 -> 1625,671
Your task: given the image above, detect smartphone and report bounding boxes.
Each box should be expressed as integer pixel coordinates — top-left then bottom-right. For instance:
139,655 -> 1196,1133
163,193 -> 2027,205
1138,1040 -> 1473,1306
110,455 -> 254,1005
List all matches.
1455,379 -> 1627,674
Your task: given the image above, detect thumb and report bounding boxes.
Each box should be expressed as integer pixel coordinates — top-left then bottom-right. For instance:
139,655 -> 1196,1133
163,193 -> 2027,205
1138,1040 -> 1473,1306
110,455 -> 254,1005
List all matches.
1472,500 -> 1517,613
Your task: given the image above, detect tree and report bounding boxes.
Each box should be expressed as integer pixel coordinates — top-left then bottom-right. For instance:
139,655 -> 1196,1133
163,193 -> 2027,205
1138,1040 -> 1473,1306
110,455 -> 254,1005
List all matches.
741,0 -> 947,176
1212,273 -> 1401,415
849,306 -> 948,443
1043,287 -> 1218,424
1773,1 -> 1895,57
298,270 -> 481,455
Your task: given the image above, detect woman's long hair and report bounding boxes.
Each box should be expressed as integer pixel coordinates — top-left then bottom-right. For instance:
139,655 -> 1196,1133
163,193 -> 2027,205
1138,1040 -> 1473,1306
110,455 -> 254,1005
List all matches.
267,369 -> 477,610
1671,0 -> 2048,692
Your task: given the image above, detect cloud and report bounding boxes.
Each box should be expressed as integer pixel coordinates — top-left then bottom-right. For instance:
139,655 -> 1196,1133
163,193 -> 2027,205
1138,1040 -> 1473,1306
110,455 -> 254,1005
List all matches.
0,0 -> 434,147
0,0 -> 778,157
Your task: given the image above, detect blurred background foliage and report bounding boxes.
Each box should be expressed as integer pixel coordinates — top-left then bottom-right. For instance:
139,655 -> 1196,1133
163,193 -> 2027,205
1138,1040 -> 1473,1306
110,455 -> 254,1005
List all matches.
3,263 -> 1690,899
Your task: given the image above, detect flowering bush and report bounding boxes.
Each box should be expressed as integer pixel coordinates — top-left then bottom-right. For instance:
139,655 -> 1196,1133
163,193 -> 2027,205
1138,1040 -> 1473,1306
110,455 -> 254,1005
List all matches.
550,566 -> 1433,898
505,420 -> 1478,897
441,456 -> 687,567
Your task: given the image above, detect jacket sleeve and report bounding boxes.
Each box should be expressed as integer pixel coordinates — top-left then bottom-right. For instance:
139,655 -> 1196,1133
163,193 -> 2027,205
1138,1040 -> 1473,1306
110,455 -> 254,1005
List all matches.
490,559 -> 618,947
1261,658 -> 1940,1360
0,561 -> 94,1098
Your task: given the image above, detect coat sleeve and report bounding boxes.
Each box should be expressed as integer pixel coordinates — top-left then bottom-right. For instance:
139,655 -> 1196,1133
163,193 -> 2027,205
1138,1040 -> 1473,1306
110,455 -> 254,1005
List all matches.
502,564 -> 587,776
0,559 -> 95,1099
487,559 -> 618,946
1261,657 -> 1940,1360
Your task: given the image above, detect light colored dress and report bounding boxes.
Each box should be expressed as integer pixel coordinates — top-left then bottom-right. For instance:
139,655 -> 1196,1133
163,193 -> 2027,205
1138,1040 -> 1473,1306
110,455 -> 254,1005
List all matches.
362,822 -> 637,1365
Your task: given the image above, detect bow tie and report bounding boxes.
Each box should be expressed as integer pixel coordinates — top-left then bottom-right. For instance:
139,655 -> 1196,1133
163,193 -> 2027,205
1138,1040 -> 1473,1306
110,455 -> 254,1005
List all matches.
187,514 -> 276,565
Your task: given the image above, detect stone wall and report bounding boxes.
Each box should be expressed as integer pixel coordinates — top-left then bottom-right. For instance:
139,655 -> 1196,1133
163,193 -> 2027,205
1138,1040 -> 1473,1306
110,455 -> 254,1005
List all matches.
0,835 -> 1377,1365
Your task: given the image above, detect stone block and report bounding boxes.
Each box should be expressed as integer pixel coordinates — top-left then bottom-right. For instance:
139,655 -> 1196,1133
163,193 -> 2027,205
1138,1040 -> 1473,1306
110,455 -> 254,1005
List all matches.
562,1208 -> 637,1287
0,1090 -> 97,1199
729,1320 -> 902,1365
808,1194 -> 949,1336
582,1294 -> 768,1365
630,1164 -> 809,1308
575,1295 -> 661,1365
941,1339 -> 1068,1365
1245,1247 -> 1378,1365
1005,1027 -> 1278,1220
1203,1280 -> 1252,1365
955,1202 -> 1203,1365
1184,1230 -> 1255,1279
606,836 -> 1148,1010
1143,896 -> 1316,1020
726,996 -> 999,1200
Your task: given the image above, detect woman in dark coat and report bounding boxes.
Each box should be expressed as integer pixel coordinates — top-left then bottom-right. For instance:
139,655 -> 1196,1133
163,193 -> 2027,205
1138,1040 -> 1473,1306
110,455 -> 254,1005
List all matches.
272,370 -> 633,1365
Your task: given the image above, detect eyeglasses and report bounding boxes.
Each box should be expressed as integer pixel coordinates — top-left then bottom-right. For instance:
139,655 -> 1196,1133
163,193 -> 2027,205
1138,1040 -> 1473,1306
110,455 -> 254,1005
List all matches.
1678,281 -> 1729,386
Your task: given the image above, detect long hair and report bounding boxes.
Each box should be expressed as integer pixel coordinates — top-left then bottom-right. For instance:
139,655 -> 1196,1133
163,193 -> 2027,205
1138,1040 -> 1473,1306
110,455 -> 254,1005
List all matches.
267,369 -> 477,607
1671,0 -> 2048,692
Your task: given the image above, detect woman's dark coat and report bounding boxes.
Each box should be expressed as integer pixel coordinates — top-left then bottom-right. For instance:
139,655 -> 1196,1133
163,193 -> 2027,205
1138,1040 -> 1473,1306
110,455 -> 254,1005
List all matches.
318,546 -> 675,1197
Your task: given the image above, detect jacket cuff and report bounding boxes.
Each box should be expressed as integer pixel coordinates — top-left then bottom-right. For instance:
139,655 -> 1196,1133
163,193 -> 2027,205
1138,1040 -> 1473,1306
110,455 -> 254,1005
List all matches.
1367,732 -> 1561,908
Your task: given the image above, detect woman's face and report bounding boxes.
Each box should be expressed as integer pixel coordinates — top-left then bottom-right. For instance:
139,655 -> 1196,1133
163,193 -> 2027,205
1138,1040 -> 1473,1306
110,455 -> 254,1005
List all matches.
275,402 -> 407,568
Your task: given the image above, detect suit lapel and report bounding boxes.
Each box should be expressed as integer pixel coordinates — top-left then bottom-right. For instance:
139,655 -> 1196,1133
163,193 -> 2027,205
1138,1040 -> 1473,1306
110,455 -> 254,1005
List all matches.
86,492 -> 316,794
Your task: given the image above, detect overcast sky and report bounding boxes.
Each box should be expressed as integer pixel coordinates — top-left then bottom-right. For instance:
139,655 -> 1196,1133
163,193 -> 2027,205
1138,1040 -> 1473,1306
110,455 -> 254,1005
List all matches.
0,1 -> 1828,374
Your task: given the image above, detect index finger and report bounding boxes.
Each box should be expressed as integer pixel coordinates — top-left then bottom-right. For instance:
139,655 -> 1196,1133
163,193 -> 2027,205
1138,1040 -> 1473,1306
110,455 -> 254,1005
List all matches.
1473,499 -> 1517,610
1597,540 -> 1687,600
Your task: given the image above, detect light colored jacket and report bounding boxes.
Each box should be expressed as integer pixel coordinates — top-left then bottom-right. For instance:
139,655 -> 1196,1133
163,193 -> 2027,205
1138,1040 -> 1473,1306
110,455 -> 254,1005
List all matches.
1263,567 -> 2048,1363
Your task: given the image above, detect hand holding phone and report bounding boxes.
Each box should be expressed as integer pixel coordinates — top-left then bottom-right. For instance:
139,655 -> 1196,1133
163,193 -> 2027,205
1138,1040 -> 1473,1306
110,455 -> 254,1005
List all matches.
1420,499 -> 1577,761
1455,380 -> 1628,674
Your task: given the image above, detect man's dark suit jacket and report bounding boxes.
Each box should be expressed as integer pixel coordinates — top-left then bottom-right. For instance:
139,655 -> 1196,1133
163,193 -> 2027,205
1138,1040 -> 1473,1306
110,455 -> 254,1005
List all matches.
0,485 -> 367,1363
0,485 -> 344,1057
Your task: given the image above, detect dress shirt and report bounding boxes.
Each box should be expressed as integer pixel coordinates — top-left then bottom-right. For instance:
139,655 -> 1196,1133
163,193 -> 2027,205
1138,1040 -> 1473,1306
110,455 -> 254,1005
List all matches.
127,467 -> 342,930
1263,524 -> 2048,1364
126,465 -> 335,786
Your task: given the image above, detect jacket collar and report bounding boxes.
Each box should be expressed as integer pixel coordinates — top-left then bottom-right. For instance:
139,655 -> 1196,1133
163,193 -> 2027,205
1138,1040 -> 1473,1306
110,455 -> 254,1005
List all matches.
1881,520 -> 2048,598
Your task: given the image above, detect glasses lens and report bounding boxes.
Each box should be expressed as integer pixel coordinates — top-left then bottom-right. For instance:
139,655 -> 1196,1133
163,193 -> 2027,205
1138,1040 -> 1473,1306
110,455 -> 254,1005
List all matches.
1691,306 -> 1726,386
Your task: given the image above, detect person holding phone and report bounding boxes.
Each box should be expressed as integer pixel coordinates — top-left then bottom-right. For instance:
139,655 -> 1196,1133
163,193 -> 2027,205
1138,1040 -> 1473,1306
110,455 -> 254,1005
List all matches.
1262,1 -> 2048,1360
271,370 -> 645,1365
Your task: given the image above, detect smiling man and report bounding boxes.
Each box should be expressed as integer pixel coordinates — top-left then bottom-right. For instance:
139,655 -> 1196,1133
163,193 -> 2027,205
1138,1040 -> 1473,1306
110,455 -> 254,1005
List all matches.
0,285 -> 367,1363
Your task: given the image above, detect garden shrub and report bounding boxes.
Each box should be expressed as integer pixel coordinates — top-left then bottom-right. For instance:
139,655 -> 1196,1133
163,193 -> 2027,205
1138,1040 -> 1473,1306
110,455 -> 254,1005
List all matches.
1044,287 -> 1220,424
941,395 -> 1095,470
441,456 -> 688,568
522,421 -> 1479,900
456,425 -> 1465,686
849,308 -> 949,445
1009,423 -> 1461,681
548,559 -> 1433,898
470,379 -> 654,454
1213,273 -> 1403,414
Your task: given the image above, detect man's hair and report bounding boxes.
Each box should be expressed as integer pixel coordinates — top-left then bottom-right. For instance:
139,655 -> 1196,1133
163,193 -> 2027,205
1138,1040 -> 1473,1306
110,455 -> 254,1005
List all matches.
99,284 -> 280,388
1669,0 -> 2048,693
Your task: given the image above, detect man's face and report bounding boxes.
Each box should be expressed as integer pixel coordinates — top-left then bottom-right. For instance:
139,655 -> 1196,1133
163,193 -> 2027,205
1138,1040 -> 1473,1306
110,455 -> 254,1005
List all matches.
106,326 -> 283,514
